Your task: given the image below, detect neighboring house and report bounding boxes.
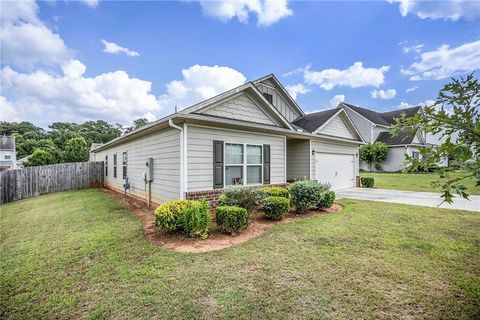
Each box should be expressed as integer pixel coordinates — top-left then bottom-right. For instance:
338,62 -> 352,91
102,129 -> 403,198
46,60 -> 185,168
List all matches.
340,103 -> 443,172
0,135 -> 17,171
90,74 -> 364,205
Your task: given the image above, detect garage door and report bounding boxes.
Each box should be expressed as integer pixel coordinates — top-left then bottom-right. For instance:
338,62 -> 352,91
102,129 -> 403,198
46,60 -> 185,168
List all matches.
315,153 -> 354,190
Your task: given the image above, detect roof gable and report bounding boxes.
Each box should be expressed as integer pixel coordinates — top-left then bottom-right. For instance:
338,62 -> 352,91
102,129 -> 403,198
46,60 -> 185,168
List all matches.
199,92 -> 279,126
341,103 -> 390,126
315,113 -> 355,140
375,128 -> 424,145
181,82 -> 294,130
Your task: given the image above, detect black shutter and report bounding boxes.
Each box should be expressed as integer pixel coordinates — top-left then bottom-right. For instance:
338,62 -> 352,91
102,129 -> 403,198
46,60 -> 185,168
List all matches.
263,144 -> 271,184
213,140 -> 224,189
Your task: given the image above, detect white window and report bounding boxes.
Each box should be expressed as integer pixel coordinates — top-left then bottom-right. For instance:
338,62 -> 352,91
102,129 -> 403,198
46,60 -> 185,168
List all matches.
225,143 -> 262,186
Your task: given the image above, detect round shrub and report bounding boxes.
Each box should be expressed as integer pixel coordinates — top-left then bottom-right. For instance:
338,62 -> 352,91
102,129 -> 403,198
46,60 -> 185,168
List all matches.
180,199 -> 211,238
288,180 -> 330,214
220,187 -> 263,214
216,205 -> 248,234
361,177 -> 374,188
154,200 -> 190,231
260,186 -> 289,198
263,196 -> 290,220
154,199 -> 211,238
317,191 -> 336,210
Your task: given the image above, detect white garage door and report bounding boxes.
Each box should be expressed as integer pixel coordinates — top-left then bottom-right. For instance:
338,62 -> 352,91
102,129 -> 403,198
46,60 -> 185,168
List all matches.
315,153 -> 355,190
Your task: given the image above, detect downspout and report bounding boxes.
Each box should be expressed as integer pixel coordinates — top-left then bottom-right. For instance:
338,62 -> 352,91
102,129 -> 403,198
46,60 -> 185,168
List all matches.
169,119 -> 185,199
370,124 -> 376,143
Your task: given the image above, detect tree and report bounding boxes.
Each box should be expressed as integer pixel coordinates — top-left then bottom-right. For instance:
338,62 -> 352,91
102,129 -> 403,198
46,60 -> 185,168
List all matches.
63,137 -> 89,162
359,142 -> 388,171
125,118 -> 149,133
391,73 -> 479,204
24,149 -> 54,167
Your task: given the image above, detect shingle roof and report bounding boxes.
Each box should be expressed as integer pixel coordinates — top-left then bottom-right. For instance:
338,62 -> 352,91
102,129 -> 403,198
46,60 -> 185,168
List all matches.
342,103 -> 421,126
341,103 -> 391,126
291,108 -> 339,133
375,128 -> 417,145
0,135 -> 15,150
380,106 -> 421,124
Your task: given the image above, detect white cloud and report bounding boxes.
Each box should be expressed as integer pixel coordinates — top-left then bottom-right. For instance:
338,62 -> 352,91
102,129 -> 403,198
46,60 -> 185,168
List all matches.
402,43 -> 424,54
0,0 -> 71,67
81,0 -> 99,8
282,64 -> 310,77
304,62 -> 390,90
159,64 -> 247,111
401,40 -> 480,80
388,0 -> 480,21
396,101 -> 416,109
329,94 -> 345,107
371,89 -> 396,100
406,86 -> 418,93
197,0 -> 293,26
101,39 -> 139,57
0,61 -> 161,126
305,108 -> 328,114
285,83 -> 309,100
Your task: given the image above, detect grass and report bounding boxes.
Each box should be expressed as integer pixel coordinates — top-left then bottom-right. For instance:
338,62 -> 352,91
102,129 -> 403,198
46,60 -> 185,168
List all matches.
361,171 -> 480,195
1,189 -> 479,319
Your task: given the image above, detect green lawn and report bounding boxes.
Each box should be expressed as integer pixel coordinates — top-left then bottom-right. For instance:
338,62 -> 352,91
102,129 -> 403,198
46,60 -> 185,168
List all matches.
1,189 -> 479,319
361,171 -> 480,195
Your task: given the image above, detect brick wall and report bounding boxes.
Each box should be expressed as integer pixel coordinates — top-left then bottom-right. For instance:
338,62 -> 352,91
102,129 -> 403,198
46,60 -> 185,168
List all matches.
185,183 -> 287,208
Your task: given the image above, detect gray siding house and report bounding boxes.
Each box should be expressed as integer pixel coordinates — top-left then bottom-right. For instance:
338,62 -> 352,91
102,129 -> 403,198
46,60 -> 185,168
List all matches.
91,75 -> 364,205
0,135 -> 17,171
340,103 -> 444,172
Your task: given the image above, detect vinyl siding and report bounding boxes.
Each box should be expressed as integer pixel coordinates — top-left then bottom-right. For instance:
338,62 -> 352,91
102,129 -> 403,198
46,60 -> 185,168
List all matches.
201,93 -> 278,126
344,107 -> 373,142
380,146 -> 409,172
316,114 -> 355,139
187,125 -> 286,192
255,83 -> 302,122
94,127 -> 180,203
310,139 -> 360,179
286,139 -> 310,181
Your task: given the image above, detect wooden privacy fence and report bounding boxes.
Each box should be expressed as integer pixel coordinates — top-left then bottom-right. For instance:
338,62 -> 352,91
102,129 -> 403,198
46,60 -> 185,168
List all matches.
0,161 -> 104,204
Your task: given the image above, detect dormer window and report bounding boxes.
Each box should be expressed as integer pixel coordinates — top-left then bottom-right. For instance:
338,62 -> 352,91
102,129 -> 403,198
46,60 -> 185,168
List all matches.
263,93 -> 273,104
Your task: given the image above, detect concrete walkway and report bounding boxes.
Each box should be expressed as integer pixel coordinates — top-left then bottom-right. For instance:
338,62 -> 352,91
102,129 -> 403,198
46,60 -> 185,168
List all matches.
336,188 -> 480,212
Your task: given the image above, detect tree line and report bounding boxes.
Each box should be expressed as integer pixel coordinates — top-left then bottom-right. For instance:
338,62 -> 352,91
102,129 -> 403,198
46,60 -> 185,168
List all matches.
0,118 -> 149,167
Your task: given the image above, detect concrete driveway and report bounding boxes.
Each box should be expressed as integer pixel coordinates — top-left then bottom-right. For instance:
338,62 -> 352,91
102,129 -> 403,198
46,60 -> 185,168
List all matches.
336,188 -> 480,212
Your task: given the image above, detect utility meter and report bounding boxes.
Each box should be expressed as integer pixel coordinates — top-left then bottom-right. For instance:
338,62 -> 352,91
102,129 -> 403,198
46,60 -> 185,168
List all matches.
145,158 -> 153,182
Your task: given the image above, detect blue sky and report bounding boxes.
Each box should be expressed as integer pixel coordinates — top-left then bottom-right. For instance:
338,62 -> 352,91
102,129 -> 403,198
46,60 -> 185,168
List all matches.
1,0 -> 479,127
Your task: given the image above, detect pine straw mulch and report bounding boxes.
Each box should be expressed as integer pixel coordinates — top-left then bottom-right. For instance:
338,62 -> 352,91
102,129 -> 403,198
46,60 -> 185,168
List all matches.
102,188 -> 342,253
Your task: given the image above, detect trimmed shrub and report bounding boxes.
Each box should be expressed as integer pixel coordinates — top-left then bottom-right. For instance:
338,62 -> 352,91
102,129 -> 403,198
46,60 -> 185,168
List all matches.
288,180 -> 330,214
317,191 -> 336,210
216,206 -> 249,234
180,200 -> 211,238
263,196 -> 290,220
154,199 -> 211,238
220,187 -> 263,214
361,177 -> 374,188
260,186 -> 289,198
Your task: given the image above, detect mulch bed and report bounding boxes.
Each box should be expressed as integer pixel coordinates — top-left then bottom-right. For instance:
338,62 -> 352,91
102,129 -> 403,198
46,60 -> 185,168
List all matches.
102,188 -> 342,253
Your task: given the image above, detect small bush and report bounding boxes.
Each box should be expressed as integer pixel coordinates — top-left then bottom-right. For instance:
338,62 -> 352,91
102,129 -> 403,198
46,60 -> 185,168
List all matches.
216,206 -> 249,234
288,180 -> 330,214
263,196 -> 290,220
260,186 -> 289,198
220,187 -> 263,214
154,199 -> 211,238
361,177 -> 374,188
180,200 -> 211,238
317,191 -> 336,210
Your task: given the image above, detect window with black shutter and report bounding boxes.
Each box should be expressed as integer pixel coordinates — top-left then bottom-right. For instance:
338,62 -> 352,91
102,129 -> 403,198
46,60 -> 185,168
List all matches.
122,152 -> 127,179
113,153 -> 117,178
105,155 -> 108,177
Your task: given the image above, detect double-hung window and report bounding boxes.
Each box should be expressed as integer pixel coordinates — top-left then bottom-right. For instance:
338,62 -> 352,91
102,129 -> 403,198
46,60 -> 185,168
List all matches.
113,153 -> 117,178
224,143 -> 262,186
122,152 -> 127,179
105,155 -> 108,177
